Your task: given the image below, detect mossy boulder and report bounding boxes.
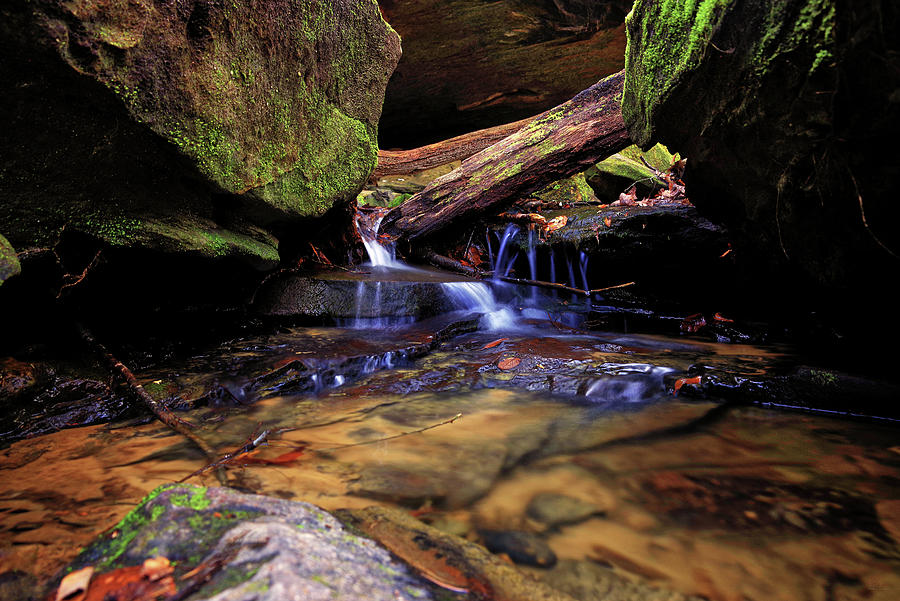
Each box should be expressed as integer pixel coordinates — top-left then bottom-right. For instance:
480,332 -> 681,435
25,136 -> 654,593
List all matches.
622,0 -> 900,323
56,485 -> 434,601
0,0 -> 400,266
585,143 -> 673,200
0,234 -> 20,286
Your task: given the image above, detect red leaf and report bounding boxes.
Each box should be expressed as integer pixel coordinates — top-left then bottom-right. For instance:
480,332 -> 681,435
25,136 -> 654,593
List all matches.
680,313 -> 707,333
713,312 -> 734,323
674,376 -> 702,395
480,338 -> 509,350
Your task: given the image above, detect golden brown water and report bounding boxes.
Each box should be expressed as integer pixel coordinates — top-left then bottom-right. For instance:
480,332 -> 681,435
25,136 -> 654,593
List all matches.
2,325 -> 898,600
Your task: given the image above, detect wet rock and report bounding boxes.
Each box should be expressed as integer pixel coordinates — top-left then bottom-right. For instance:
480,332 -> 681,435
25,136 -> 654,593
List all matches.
0,374 -> 136,445
1,0 -> 400,265
584,144 -> 672,200
622,0 -> 900,339
479,529 -> 557,568
252,269 -> 461,320
57,485 -> 434,601
537,559 -> 704,601
526,493 -> 604,528
0,358 -> 40,401
680,364 -> 900,419
534,174 -> 598,206
378,0 -> 629,148
340,506 -> 578,600
0,234 -> 20,286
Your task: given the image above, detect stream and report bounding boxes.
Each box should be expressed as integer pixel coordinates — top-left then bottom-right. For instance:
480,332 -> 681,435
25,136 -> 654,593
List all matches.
1,218 -> 899,601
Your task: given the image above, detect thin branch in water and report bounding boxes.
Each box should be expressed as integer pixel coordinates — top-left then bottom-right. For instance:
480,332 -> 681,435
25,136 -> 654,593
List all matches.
316,413 -> 463,454
57,249 -> 103,298
178,424 -> 270,483
76,323 -> 226,485
497,276 -> 635,296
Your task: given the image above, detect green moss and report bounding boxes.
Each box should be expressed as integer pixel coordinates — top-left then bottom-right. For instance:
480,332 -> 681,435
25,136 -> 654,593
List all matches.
0,234 -> 21,286
170,486 -> 212,511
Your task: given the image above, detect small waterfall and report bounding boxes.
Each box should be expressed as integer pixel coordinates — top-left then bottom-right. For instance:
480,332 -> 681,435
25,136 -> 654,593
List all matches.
442,282 -> 516,330
579,251 -> 590,294
527,229 -> 538,303
493,224 -> 520,280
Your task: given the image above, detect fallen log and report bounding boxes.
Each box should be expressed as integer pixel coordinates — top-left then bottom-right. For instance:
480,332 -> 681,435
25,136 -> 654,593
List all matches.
379,71 -> 630,241
374,115 -> 537,177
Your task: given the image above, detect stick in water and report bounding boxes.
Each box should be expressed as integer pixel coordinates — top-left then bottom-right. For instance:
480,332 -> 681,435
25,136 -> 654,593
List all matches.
317,413 -> 463,453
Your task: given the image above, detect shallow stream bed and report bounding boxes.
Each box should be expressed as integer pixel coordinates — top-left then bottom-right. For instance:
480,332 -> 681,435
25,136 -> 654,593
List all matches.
2,302 -> 899,601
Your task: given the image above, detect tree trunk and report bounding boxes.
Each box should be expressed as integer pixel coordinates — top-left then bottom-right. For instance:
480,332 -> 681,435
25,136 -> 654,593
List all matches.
379,70 -> 630,241
374,115 -> 537,177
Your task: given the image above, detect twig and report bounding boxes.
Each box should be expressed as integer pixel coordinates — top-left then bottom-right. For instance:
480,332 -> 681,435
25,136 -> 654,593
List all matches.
316,413 -> 462,454
57,249 -> 103,298
178,424 -> 270,483
849,170 -> 899,260
497,276 -> 635,296
76,323 -> 226,485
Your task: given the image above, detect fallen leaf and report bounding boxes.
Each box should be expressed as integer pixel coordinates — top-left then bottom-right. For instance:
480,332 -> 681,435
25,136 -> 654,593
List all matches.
234,446 -> 307,465
674,376 -> 702,395
57,566 -> 93,601
481,338 -> 509,350
544,215 -> 568,233
614,186 -> 638,206
713,312 -> 734,323
498,357 -> 520,370
604,216 -> 612,227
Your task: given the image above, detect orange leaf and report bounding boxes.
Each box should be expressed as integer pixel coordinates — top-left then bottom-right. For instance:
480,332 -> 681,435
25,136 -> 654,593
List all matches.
673,376 -> 702,395
498,357 -> 520,370
604,216 -> 612,227
713,312 -> 734,323
480,338 -> 509,350
544,215 -> 568,233
235,445 -> 307,465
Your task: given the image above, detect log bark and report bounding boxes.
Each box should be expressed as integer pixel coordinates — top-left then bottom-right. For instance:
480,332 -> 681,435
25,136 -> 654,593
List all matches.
379,70 -> 630,241
374,116 -> 537,177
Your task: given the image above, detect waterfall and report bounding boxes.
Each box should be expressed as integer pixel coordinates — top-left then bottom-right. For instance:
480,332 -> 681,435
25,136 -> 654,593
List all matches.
442,282 -> 516,330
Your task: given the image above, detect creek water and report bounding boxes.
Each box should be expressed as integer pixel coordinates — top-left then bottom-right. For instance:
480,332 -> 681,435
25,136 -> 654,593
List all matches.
2,221 -> 899,601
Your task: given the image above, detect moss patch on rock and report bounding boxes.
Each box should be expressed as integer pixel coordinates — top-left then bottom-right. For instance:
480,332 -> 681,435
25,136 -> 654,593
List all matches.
0,234 -> 20,286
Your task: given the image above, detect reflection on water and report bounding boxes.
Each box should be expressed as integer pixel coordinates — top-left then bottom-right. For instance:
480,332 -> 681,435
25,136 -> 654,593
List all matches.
2,322 -> 899,601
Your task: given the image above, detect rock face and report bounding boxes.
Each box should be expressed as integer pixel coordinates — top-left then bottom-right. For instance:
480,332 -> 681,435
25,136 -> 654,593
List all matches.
0,0 -> 400,265
378,0 -> 630,148
622,0 -> 900,322
59,485 -> 435,601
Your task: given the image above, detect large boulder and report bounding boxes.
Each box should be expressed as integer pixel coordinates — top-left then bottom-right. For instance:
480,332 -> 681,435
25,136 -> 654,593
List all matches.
0,0 -> 401,265
378,0 -> 631,148
622,0 -> 900,326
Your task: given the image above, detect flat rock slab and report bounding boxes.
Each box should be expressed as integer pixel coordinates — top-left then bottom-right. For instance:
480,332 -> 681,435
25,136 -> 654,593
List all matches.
252,267 -> 477,319
58,485 -> 435,601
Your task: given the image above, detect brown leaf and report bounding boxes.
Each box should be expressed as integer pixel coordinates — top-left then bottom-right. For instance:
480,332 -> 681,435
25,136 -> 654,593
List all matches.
481,338 -> 509,350
713,312 -> 734,323
498,357 -> 520,370
603,216 -> 612,227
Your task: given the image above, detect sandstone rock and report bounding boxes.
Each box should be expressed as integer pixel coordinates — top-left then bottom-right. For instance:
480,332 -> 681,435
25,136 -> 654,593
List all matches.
56,485 -> 434,601
1,0 -> 400,265
378,0 -> 630,147
621,0 -> 900,327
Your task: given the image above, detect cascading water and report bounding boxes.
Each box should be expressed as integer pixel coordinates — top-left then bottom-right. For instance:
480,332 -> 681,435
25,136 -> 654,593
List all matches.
353,210 -> 516,330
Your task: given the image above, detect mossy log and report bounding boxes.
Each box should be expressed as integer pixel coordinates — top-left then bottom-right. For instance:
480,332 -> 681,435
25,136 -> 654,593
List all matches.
379,71 -> 630,241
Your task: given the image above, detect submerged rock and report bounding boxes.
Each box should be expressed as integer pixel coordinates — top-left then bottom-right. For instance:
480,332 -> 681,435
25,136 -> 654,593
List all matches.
479,529 -> 558,568
1,1 -> 400,265
57,485 -> 434,601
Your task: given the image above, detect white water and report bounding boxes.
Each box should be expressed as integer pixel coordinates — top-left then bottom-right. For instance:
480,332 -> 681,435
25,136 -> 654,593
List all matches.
442,282 -> 516,330
355,212 -> 516,330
